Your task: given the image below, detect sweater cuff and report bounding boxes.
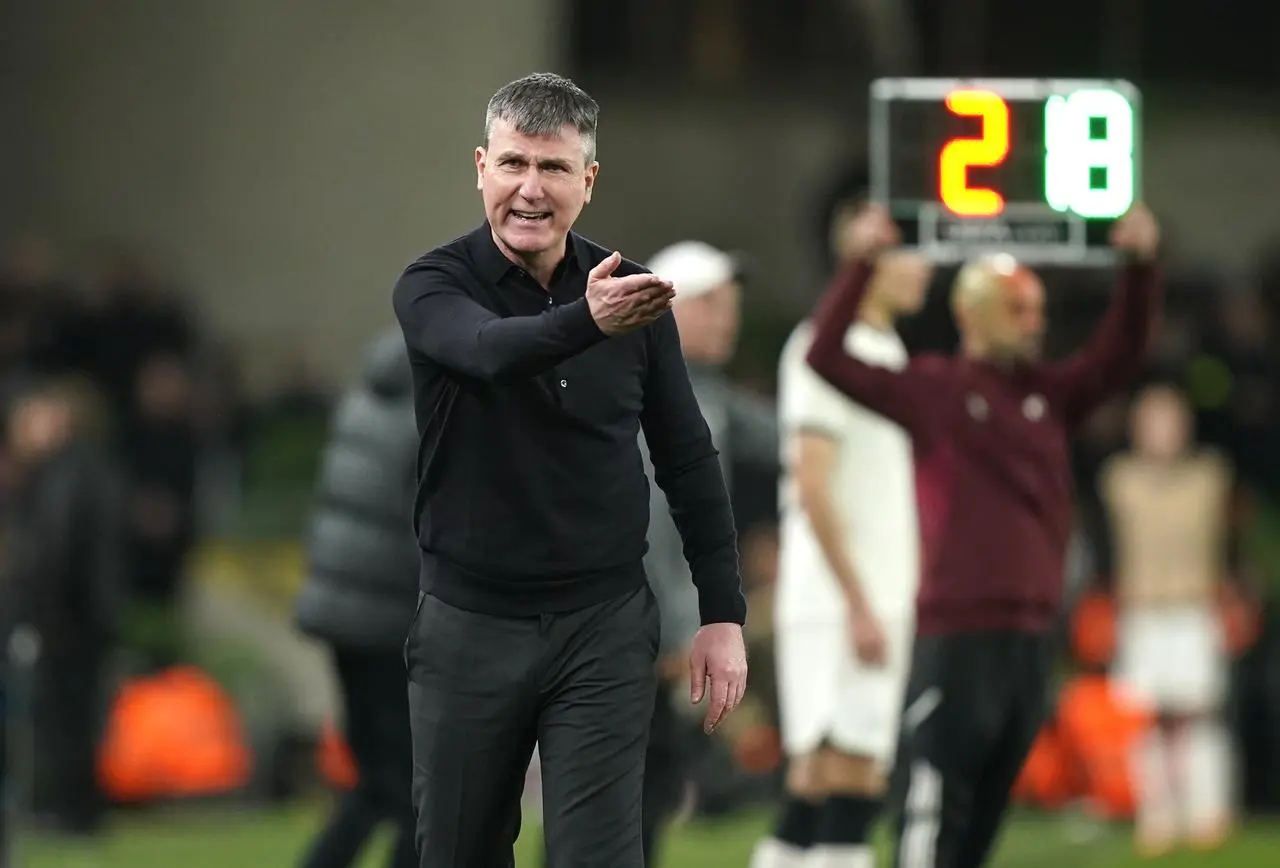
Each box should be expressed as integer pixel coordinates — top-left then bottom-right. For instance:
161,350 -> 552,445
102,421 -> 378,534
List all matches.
560,296 -> 607,347
698,582 -> 748,627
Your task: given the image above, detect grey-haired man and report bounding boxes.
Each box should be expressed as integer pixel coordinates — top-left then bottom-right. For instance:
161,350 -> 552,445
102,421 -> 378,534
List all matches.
392,73 -> 749,867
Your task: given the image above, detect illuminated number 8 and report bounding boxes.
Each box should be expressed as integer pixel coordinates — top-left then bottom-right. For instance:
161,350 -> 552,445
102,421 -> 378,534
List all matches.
1044,89 -> 1135,219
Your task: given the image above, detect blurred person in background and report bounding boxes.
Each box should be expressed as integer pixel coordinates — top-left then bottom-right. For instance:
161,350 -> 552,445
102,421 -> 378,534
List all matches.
805,203 -> 1160,868
121,353 -> 200,668
293,328 -> 420,868
392,73 -> 747,867
49,243 -> 198,426
1101,384 -> 1235,855
0,377 -> 125,839
639,240 -> 778,866
0,236 -> 76,388
753,202 -> 930,868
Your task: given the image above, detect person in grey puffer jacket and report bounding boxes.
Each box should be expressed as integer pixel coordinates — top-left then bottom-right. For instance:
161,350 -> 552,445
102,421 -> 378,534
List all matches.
294,327 -> 419,868
640,241 -> 779,866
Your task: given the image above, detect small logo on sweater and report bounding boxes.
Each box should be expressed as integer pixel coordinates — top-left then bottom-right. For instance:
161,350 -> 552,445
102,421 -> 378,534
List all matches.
1022,394 -> 1046,420
966,393 -> 988,420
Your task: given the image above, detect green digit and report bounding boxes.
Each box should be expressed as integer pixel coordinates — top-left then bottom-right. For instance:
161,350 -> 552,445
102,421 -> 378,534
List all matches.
1044,89 -> 1134,218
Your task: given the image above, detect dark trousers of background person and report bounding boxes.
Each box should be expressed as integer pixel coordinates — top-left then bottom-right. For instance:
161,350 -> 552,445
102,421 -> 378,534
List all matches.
889,631 -> 1053,868
407,583 -> 660,868
299,648 -> 416,868
640,683 -> 696,868
30,650 -> 107,836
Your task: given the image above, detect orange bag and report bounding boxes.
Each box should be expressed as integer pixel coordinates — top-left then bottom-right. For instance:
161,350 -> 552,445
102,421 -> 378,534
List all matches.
1012,724 -> 1079,809
98,666 -> 253,802
317,717 -> 359,790
1055,674 -> 1153,819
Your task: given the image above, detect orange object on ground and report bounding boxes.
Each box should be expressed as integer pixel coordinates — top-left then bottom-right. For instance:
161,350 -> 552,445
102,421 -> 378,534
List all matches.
317,717 -> 359,790
98,666 -> 253,803
1012,723 -> 1079,809
1055,674 -> 1153,819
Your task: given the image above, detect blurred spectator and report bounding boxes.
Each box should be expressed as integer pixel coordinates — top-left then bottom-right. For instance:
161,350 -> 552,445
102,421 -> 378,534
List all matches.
42,242 -> 198,430
1101,384 -> 1235,855
1196,290 -> 1280,494
121,353 -> 200,667
640,239 -> 778,867
0,235 -> 76,390
293,328 -> 419,868
0,377 -> 126,838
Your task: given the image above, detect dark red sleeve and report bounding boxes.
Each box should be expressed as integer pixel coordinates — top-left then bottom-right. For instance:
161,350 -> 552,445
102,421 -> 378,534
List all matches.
1039,261 -> 1162,427
805,260 -> 952,439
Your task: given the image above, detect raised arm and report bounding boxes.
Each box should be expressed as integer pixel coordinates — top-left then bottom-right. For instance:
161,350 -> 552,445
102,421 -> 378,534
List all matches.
639,313 -> 745,628
1041,206 -> 1163,427
805,264 -> 950,438
392,250 -> 674,383
1042,262 -> 1161,427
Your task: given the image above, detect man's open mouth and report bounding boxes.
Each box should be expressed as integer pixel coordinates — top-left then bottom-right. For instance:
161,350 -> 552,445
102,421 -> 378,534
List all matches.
511,210 -> 551,223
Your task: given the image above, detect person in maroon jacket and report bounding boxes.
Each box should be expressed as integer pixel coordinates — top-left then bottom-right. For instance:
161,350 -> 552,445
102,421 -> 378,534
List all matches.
805,202 -> 1161,868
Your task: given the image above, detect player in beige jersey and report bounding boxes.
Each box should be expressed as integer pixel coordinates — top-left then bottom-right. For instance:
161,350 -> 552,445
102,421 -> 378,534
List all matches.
1101,384 -> 1234,856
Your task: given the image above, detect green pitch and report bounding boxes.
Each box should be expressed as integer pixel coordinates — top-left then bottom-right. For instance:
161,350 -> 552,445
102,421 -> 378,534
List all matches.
22,803 -> 1279,867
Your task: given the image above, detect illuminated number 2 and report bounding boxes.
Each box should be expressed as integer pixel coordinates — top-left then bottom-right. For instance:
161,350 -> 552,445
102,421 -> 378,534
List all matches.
939,90 -> 1010,217
1044,89 -> 1134,219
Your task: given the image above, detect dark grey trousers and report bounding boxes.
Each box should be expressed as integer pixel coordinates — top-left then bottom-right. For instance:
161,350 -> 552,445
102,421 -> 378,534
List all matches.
405,583 -> 660,868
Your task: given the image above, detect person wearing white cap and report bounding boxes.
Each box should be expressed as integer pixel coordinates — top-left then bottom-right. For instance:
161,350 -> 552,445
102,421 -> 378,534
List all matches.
638,240 -> 779,867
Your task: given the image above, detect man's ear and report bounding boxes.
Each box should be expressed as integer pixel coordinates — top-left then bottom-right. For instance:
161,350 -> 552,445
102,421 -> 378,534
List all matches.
475,147 -> 486,191
583,161 -> 599,204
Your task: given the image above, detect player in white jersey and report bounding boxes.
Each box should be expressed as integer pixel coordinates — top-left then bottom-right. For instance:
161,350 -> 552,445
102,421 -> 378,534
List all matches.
750,211 -> 931,868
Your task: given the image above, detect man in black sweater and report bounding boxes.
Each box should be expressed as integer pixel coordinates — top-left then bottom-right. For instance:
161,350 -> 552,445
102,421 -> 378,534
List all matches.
391,73 -> 749,868
294,328 -> 421,868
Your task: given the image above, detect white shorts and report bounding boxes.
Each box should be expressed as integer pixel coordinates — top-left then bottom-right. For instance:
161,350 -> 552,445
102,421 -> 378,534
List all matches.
1114,605 -> 1226,714
774,614 -> 914,765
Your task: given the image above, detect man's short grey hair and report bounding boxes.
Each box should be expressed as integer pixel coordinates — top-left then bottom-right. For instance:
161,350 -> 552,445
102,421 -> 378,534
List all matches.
483,72 -> 600,165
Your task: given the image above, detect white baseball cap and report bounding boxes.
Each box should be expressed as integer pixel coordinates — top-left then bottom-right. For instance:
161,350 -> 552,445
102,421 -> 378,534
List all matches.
646,240 -> 746,302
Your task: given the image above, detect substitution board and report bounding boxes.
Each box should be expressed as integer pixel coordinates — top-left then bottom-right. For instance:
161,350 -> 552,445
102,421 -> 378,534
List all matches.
870,78 -> 1142,265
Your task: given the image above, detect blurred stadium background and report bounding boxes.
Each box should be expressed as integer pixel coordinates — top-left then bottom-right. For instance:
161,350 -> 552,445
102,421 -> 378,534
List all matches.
2,1 -> 1279,866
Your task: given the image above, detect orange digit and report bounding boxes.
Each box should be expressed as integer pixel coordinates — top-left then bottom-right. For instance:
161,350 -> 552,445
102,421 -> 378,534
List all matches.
939,90 -> 1010,217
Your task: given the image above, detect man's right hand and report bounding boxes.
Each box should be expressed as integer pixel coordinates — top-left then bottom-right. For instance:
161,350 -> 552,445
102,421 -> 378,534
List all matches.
586,252 -> 675,335
847,594 -> 887,667
840,203 -> 901,263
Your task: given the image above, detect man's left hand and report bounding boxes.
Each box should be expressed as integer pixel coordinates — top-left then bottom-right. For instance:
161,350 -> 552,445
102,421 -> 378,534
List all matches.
1111,203 -> 1160,260
688,623 -> 748,734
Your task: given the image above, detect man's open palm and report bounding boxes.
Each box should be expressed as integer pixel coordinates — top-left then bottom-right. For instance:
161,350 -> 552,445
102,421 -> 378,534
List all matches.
586,251 -> 675,335
688,622 -> 748,733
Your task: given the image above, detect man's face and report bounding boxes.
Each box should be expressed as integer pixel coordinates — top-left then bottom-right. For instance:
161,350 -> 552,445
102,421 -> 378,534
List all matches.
674,281 -> 742,366
1132,388 -> 1191,459
475,119 -> 598,261
875,251 -> 933,316
980,268 -> 1046,362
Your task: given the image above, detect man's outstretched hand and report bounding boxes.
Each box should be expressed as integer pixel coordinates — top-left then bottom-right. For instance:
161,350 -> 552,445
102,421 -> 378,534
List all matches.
688,622 -> 748,734
586,251 -> 675,335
